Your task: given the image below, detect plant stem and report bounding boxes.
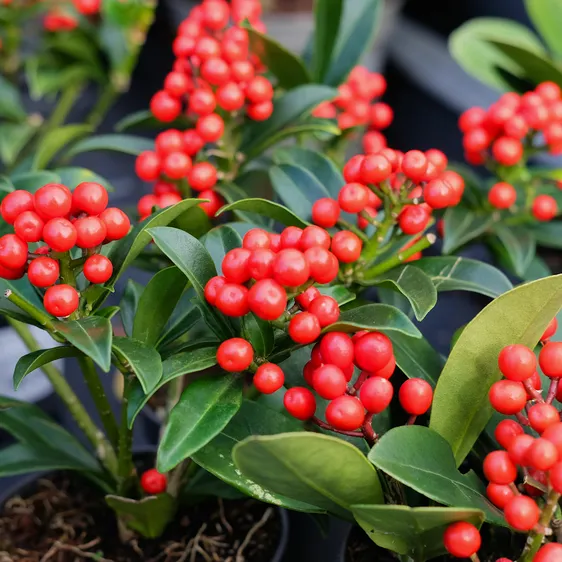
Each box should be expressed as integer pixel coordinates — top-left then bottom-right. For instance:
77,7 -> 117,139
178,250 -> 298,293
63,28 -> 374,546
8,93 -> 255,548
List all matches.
524,380 -> 544,403
86,85 -> 117,130
42,83 -> 84,137
359,209 -> 395,268
519,489 -> 560,562
336,219 -> 369,242
168,458 -> 191,498
7,318 -> 119,477
5,290 -> 57,332
361,413 -> 377,446
117,374 -> 135,495
547,379 -> 559,405
78,355 -> 120,449
311,416 -> 363,439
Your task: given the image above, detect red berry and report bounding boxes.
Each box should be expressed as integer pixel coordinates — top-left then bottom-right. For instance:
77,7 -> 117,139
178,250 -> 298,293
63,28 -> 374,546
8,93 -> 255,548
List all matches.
528,403 -> 559,434
425,149 -> 448,173
550,461 -> 562,493
217,338 -> 253,372
398,378 -> 433,415
343,155 -> 365,183
162,152 -> 192,180
503,496 -> 539,531
495,419 -> 524,449
72,182 -> 108,215
13,211 -> 44,243
325,395 -> 365,430
188,162 -> 217,191
541,317 -> 558,342
360,376 -> 393,413
280,227 -> 303,250
284,387 -> 316,420
198,190 -> 224,218
299,226 -> 331,251
401,150 -> 428,183
289,312 -> 321,344
215,283 -> 249,317
273,249 -> 310,287
533,195 -> 557,221
243,228 -> 271,251
536,81 -> 561,102
338,183 -> 369,213
331,231 -> 362,263
508,434 -> 535,466
43,284 -> 79,317
247,279 -> 287,321
0,263 -> 25,279
373,356 -> 396,379
312,198 -> 340,228
308,296 -> 340,328
483,450 -> 517,484
354,332 -> 393,372
543,423 -> 562,457
253,363 -> 284,394
312,364 -> 347,399
158,192 -> 182,209
398,205 -> 431,235
163,72 -> 191,97
488,182 -> 516,209
247,101 -> 273,121
498,344 -> 536,381
295,286 -> 321,310
83,255 -> 113,284
269,233 -> 282,252
216,82 -> 245,111
138,194 -> 158,217
534,543 -> 562,562
463,127 -> 490,152
504,115 -> 529,139
204,275 -> 227,306
200,57 -> 231,86
1,190 -> 34,224
492,137 -> 523,166
196,113 -> 224,143
443,522 -> 481,558
527,437 -> 559,471
150,91 -> 181,122
136,151 -> 161,181
369,102 -> 393,129
202,0 -> 229,30
360,154 -> 392,184
459,107 -> 486,132
183,130 -> 205,155
140,469 -> 167,495
540,342 -> 562,378
222,248 -> 251,284
423,179 -> 454,209
487,483 -> 515,509
488,380 -> 527,414
0,234 -> 27,270
319,332 -> 354,369
74,217 -> 107,249
99,208 -> 130,241
27,257 -> 59,288
247,248 -> 276,280
189,89 -> 217,116
304,247 -> 339,284
34,183 -> 72,220
246,76 -> 274,103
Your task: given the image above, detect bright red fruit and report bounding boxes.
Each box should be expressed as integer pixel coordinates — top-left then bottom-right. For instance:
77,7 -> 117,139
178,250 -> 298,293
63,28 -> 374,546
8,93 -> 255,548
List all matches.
311,198 -> 340,228
319,332 -> 354,369
312,364 -> 347,399
1,190 -> 34,224
528,403 -> 559,434
325,395 -> 365,430
14,211 -> 44,243
72,182 -> 108,215
216,338 -> 253,372
540,342 -> 562,378
488,182 -> 516,209
423,179 -> 453,209
99,208 -> 130,241
527,437 -> 559,471
150,90 -> 181,122
27,257 -> 59,287
308,296 -> 340,327
503,496 -> 540,531
533,195 -> 557,221
74,217 -> 107,249
443,522 -> 481,558
331,231 -> 362,263
354,332 -> 393,372
338,183 -> 369,213
140,469 -> 167,494
299,226 -> 331,251
360,154 -> 392,184
243,228 -> 271,251
487,483 -> 514,509
284,387 -> 316,420
83,255 -> 113,284
494,419 -> 523,449
247,249 -> 276,280
295,287 -> 321,310
204,276 -> 227,306
508,434 -> 535,466
289,312 -> 321,344
253,363 -> 284,394
534,543 -> 562,562
215,283 -> 249,317
498,344 -> 536,381
483,450 -> 517,484
272,249 -> 310,287
542,317 -> 558,342
401,150 -> 428,183
398,378 -> 433,415
304,247 -> 339,284
360,376 -> 393,413
398,205 -> 431,235
280,227 -> 303,250
0,234 -> 28,270
543,423 -> 562,457
44,284 -> 79,317
492,137 -> 523,166
550,462 -> 562,493
247,279 -> 287,321
222,248 -> 251,284
488,380 -> 527,414
34,183 -> 72,220
136,151 -> 161,181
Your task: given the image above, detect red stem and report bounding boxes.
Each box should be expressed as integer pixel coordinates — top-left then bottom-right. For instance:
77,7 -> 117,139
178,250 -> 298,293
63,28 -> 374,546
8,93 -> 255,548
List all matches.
523,380 -> 544,403
516,412 -> 531,426
348,371 -> 369,396
546,379 -> 559,405
407,415 -> 417,426
311,417 -> 363,439
361,413 -> 377,447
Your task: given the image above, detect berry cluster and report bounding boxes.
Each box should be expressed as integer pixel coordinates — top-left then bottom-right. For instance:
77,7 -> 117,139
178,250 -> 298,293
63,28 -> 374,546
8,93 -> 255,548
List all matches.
312,149 -> 464,241
312,66 -> 393,154
136,0 -> 273,220
0,182 -> 130,318
44,0 -> 101,32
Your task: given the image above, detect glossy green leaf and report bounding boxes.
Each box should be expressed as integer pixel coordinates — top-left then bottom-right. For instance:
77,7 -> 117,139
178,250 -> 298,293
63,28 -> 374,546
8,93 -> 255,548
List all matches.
54,316 -> 113,372
112,337 -> 162,394
132,267 -> 187,347
193,401 -> 322,512
273,146 -> 344,198
312,0 -> 343,81
13,346 -> 80,390
530,220 -> 562,249
157,375 -> 244,472
369,426 -> 504,525
430,275 -> 562,465
169,204 -> 212,239
270,164 -> 331,220
365,265 -> 437,321
127,345 -> 219,427
525,0 -> 562,57
11,171 -> 61,192
412,257 -> 512,298
217,198 -> 309,228
522,255 -> 552,281
202,225 -> 243,272
388,332 -> 445,386
318,284 -> 356,306
0,74 -> 26,121
65,134 -> 155,159
115,109 -> 189,132
105,494 -> 174,539
324,0 -> 382,86
443,206 -> 493,254
491,225 -> 535,278
33,124 -> 92,170
215,183 -> 270,227
0,123 -> 36,166
242,313 -> 274,358
156,292 -> 203,350
55,167 -> 115,192
233,432 -> 383,519
353,505 -> 484,560
0,277 -> 46,327
240,85 -> 337,155
95,306 -> 120,319
120,279 -> 144,337
245,26 -> 310,89
323,304 -> 421,338
149,226 -> 233,340
449,18 -> 545,90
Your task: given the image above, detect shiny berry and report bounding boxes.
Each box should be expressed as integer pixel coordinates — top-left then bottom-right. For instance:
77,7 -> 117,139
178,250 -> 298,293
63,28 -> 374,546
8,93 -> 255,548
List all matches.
188,162 -> 217,191
217,338 -> 253,372
494,419 -> 524,449
246,76 -> 273,103
136,151 -> 161,181
280,227 -> 303,250
338,183 -> 369,213
34,183 -> 72,220
253,363 -> 284,394
488,380 -> 527,414
247,279 -> 287,321
308,296 -> 340,328
533,195 -> 557,221
215,283 -> 249,317
72,182 -> 108,215
534,543 -> 562,562
150,91 -> 181,122
27,257 -> 59,288
498,344 -> 536,381
423,179 -> 453,209
1,190 -> 34,224
247,248 -> 276,280
304,247 -> 339,285
222,248 -> 251,284
508,434 -> 535,466
243,228 -> 271,251
503,496 -> 539,531
0,234 -> 27,270
540,342 -> 562,378
483,450 -> 517,484
399,378 -> 433,415
312,364 -> 347,399
196,113 -> 224,143
401,150 -> 428,183
99,208 -> 130,241
325,395 -> 365,430
488,182 -> 516,209
487,483 -> 515,509
542,318 -> 558,342
360,154 -> 392,184
44,284 -> 79,317
492,137 -> 523,166
319,332 -> 354,369
528,403 -> 559,434
14,211 -> 44,243
331,231 -> 362,263
295,286 -> 321,310
140,469 -> 167,495
289,312 -> 321,344
398,205 -> 431,235
83,255 -> 113,284
354,332 -> 393,372
312,198 -> 340,228
299,226 -> 331,251
74,217 -> 107,249
527,437 -> 559,471
204,275 -> 227,306
273,249 -> 310,287
284,387 -> 316,420
443,522 -> 481,558
360,376 -> 393,414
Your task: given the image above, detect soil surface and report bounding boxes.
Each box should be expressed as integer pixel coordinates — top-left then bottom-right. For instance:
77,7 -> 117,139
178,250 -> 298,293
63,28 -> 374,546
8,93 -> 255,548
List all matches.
0,472 -> 281,562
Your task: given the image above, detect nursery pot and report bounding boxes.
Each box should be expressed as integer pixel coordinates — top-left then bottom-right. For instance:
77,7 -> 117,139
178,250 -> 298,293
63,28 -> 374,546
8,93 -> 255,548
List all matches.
0,447 -> 289,562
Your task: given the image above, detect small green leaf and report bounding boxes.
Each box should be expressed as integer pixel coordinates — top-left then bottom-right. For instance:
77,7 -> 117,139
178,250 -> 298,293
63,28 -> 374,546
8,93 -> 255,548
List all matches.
120,279 -> 144,337
318,284 -> 356,306
522,255 -> 552,281
55,167 -> 115,192
412,257 -> 512,298
242,313 -> 274,358
132,267 -> 187,347
530,220 -> 562,249
312,0 -> 343,81
149,226 -> 233,340
369,427 -> 504,525
0,74 -> 26,121
525,0 -> 562,57
215,182 -> 270,227
14,346 -> 80,390
54,316 -> 113,372
112,337 -> 162,394
323,304 -> 421,338
65,134 -> 155,159
216,198 -> 309,228
364,265 -> 437,321
0,123 -> 36,166
115,109 -> 190,132
33,124 -> 92,170
430,275 -> 562,465
240,85 -> 337,156
324,0 -> 382,86
233,432 -> 383,519
443,206 -> 493,254
105,494 -> 174,539
157,375 -> 243,472
490,225 -> 536,278
202,225 -> 243,272
11,171 -> 61,192
193,401 -> 322,512
127,345 -> 219,427
352,505 -> 485,561
245,26 -> 310,89
449,18 -> 545,90
95,306 -> 120,320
